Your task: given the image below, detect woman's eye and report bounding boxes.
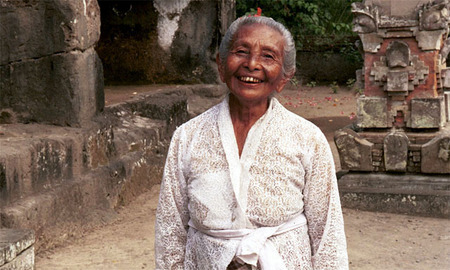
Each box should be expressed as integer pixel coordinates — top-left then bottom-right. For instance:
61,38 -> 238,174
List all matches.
264,54 -> 274,59
236,50 -> 248,54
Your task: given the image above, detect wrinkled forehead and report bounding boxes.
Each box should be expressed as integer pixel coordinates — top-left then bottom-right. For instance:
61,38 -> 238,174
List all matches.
231,23 -> 285,51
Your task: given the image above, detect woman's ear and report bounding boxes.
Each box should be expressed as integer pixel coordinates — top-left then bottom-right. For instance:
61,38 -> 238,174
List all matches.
275,75 -> 293,93
216,54 -> 225,82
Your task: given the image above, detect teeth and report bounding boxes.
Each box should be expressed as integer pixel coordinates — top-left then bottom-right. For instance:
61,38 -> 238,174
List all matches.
240,76 -> 261,83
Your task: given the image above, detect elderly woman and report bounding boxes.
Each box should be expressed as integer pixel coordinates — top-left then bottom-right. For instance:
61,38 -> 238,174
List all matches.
155,15 -> 348,270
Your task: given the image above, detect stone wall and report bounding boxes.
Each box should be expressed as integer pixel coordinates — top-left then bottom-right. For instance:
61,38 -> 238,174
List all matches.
0,0 -> 104,127
97,0 -> 235,84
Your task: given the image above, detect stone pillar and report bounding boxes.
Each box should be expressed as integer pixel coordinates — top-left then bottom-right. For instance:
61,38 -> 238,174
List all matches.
0,0 -> 104,127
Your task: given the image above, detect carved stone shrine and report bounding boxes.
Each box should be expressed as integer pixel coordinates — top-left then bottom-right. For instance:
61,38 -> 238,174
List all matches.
335,0 -> 450,217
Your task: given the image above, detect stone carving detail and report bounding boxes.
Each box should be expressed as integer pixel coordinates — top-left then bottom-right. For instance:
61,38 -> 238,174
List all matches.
335,129 -> 373,171
419,0 -> 450,31
384,131 -> 409,172
390,102 -> 410,128
370,45 -> 429,96
422,134 -> 450,173
386,41 -> 410,68
440,38 -> 450,61
351,2 -> 378,33
438,137 -> 450,161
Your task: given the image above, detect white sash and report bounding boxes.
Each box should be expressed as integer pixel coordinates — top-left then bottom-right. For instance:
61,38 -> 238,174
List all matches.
188,213 -> 307,270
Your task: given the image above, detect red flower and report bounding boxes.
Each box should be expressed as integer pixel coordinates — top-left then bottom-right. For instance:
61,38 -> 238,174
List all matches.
249,7 -> 262,17
256,7 -> 262,16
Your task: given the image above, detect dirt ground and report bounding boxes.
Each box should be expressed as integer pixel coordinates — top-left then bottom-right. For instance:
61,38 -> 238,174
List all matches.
35,85 -> 450,269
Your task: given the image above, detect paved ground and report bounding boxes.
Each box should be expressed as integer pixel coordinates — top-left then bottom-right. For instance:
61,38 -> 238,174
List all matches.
36,85 -> 450,269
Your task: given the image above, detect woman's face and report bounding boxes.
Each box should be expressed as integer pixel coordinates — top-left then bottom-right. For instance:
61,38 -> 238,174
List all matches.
217,23 -> 289,105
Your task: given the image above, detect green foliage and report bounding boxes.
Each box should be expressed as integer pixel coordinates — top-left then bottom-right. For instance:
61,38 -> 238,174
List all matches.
345,78 -> 364,95
346,78 -> 363,94
346,78 -> 356,88
330,81 -> 339,93
306,81 -> 316,87
236,0 -> 362,64
354,87 -> 364,95
290,77 -> 300,86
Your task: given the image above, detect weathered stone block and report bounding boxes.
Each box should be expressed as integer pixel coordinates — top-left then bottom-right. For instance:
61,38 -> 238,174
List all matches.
355,69 -> 364,90
0,0 -> 100,65
83,125 -> 115,169
0,164 -> 5,197
415,29 -> 447,51
410,97 -> 445,128
359,33 -> 383,53
443,69 -> 450,88
122,90 -> 189,135
444,91 -> 450,122
0,48 -> 104,127
421,132 -> 450,174
31,139 -> 74,188
334,128 -> 374,171
387,71 -> 408,93
357,96 -> 389,128
384,131 -> 409,172
0,125 -> 87,205
391,0 -> 425,17
0,246 -> 34,270
339,172 -> 450,218
0,143 -> 33,205
0,229 -> 34,269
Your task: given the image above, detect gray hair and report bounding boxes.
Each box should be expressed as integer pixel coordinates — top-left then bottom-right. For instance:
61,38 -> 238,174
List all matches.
218,16 -> 296,78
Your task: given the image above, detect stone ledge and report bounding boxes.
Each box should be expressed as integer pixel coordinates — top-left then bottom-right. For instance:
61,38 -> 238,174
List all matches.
0,229 -> 34,269
339,172 -> 450,218
0,148 -> 164,252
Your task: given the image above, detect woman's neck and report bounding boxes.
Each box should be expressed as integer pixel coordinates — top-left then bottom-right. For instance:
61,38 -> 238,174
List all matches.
228,94 -> 269,125
228,94 -> 270,156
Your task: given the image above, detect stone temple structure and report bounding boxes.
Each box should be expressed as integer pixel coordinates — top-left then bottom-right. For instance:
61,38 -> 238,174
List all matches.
335,0 -> 450,217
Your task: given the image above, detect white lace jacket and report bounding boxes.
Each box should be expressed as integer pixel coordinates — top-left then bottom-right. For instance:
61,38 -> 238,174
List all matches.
155,97 -> 348,270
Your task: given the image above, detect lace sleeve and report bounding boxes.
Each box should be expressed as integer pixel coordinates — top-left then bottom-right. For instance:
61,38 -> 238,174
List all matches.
303,131 -> 349,270
155,127 -> 189,270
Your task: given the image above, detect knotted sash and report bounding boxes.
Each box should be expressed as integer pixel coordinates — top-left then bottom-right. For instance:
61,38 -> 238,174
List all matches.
188,213 -> 307,270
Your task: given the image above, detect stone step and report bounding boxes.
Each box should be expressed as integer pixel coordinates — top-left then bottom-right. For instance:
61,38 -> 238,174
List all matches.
0,88 -> 190,252
0,87 -> 189,206
0,125 -> 85,205
0,229 -> 35,270
0,150 -> 164,252
338,172 -> 450,218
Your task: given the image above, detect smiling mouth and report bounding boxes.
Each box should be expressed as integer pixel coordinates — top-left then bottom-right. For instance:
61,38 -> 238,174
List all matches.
238,76 -> 262,83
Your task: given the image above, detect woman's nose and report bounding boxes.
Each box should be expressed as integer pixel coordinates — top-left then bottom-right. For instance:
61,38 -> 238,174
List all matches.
245,54 -> 261,71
